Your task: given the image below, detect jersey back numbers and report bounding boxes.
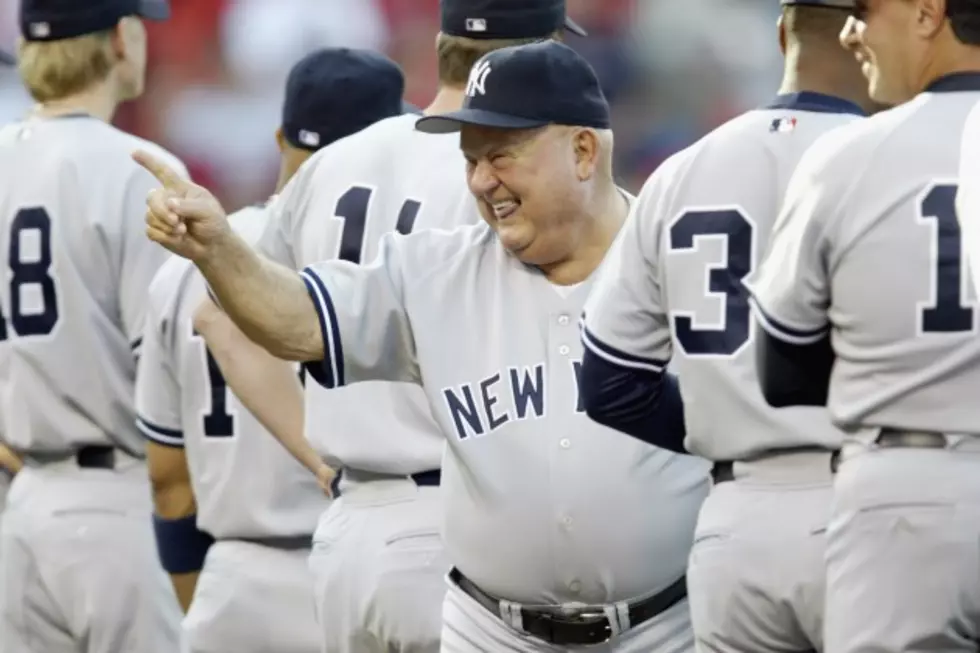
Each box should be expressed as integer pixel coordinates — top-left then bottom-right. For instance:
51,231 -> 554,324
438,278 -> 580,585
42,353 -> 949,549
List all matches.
334,185 -> 422,264
0,206 -> 60,341
918,182 -> 976,334
668,208 -> 756,357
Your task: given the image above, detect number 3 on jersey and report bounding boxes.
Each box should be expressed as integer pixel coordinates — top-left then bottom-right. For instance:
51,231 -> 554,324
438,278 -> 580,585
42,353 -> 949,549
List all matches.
0,207 -> 60,341
334,186 -> 421,263
668,208 -> 755,357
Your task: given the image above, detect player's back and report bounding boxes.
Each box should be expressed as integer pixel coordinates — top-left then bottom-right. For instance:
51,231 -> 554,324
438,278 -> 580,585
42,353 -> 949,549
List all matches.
268,113 -> 474,269
0,115 -> 185,455
802,86 -> 980,434
144,207 -> 325,539
648,96 -> 863,460
261,112 -> 478,477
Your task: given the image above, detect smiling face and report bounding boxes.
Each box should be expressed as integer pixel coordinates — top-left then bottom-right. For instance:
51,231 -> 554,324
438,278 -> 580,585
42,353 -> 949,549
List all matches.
839,0 -> 929,104
460,124 -> 591,266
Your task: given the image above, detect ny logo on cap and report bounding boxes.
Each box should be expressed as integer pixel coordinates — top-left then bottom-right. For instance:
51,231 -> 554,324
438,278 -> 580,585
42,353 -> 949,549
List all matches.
298,130 -> 320,148
466,60 -> 492,97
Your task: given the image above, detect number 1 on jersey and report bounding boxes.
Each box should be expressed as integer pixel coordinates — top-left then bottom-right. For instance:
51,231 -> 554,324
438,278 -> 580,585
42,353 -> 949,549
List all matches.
334,186 -> 421,263
918,183 -> 976,333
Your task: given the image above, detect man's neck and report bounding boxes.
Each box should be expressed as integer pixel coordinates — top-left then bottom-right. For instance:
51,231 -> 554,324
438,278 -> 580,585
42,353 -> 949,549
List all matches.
779,48 -> 873,113
540,183 -> 629,286
31,84 -> 118,123
424,86 -> 466,116
915,43 -> 980,95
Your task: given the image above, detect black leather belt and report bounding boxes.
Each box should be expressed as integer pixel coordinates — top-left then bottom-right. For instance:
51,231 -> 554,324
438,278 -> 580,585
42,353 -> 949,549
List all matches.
331,468 -> 441,496
237,535 -> 312,550
712,446 -> 838,484
76,446 -> 115,469
451,569 -> 687,646
875,428 -> 949,449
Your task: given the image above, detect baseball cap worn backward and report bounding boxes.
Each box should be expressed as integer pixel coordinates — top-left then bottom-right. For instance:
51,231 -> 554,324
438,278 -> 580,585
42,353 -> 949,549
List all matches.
441,0 -> 587,39
281,48 -> 407,153
19,0 -> 169,41
416,40 -> 610,135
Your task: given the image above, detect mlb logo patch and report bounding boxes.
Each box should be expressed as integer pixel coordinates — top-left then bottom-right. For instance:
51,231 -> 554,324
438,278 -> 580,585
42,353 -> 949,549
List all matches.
298,130 -> 320,148
770,117 -> 797,133
465,18 -> 488,32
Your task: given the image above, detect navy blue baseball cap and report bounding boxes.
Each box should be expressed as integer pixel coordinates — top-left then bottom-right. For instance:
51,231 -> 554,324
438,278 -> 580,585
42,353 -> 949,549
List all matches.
20,0 -> 169,42
416,41 -> 609,134
441,0 -> 586,39
282,48 -> 408,153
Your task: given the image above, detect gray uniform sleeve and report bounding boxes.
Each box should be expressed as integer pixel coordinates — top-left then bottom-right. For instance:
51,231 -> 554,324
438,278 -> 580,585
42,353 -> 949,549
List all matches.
749,141 -> 837,345
299,232 -> 418,388
582,175 -> 671,373
120,162 -> 190,358
134,268 -> 184,448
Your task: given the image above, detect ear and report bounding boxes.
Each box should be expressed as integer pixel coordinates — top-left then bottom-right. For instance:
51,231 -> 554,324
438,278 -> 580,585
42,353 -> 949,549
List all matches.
275,127 -> 287,153
109,20 -> 127,60
777,13 -> 787,56
571,129 -> 600,182
917,0 -> 947,39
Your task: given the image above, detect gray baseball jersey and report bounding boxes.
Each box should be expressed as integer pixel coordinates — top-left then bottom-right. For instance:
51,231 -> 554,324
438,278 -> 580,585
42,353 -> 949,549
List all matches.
0,114 -> 187,455
257,113 -> 477,475
582,96 -> 863,461
752,82 -> 980,435
300,221 -> 711,604
956,98 -> 980,295
136,206 -> 325,539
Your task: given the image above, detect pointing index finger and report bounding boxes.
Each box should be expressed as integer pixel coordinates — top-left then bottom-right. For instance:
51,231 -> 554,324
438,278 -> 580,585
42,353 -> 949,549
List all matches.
132,149 -> 184,190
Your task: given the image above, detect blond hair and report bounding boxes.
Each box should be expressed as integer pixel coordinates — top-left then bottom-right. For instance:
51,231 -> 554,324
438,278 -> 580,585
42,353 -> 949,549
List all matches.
16,31 -> 116,103
435,30 -> 563,87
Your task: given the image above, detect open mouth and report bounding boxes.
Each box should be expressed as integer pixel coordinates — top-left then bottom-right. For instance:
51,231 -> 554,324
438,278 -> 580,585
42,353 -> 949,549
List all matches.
488,200 -> 519,221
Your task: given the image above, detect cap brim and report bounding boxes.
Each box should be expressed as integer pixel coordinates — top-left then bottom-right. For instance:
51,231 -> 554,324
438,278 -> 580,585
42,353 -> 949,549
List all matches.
138,0 -> 171,20
416,108 -> 548,134
0,51 -> 14,66
564,16 -> 587,37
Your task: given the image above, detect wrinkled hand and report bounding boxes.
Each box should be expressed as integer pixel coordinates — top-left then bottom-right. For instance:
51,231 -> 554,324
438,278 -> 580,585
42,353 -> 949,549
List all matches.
133,150 -> 231,263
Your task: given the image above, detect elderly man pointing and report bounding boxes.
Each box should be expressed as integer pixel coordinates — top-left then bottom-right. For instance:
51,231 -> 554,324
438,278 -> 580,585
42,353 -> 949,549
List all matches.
137,41 -> 709,652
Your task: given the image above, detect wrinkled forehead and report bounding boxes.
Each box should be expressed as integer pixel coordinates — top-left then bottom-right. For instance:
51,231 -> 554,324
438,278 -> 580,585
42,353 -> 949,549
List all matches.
459,124 -> 551,158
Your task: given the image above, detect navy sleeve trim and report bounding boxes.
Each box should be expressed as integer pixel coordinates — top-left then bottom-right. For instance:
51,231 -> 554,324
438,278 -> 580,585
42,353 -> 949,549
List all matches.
579,319 -> 668,373
137,417 -> 184,448
299,268 -> 346,389
749,297 -> 828,345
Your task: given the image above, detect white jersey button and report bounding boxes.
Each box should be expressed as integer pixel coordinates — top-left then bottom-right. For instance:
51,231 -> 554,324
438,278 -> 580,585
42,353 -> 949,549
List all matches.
558,345 -> 570,356
559,438 -> 571,449
557,314 -> 570,326
568,580 -> 581,594
561,515 -> 573,527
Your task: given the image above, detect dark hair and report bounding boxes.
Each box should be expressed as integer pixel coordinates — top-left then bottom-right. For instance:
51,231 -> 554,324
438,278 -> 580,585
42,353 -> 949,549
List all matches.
949,10 -> 980,46
782,4 -> 851,43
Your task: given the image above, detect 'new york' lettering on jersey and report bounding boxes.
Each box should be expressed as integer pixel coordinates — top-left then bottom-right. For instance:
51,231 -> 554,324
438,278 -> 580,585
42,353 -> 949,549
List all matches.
442,361 -> 593,440
0,115 -> 187,455
751,79 -> 980,436
299,220 -> 711,606
255,113 -> 479,476
583,93 -> 864,461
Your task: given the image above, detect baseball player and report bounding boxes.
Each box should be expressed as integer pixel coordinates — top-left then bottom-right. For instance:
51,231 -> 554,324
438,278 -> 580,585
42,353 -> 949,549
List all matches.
577,2 -> 870,651
139,40 -> 711,653
0,1 -> 187,652
190,1 -> 587,651
750,3 -> 980,652
135,49 -> 409,653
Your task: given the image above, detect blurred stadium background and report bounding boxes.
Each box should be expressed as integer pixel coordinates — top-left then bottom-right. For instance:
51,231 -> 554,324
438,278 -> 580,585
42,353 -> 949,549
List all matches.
0,0 -> 785,211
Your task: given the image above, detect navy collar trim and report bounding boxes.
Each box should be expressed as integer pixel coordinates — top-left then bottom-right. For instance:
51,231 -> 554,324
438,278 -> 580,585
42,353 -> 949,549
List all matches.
925,72 -> 980,93
764,91 -> 865,116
